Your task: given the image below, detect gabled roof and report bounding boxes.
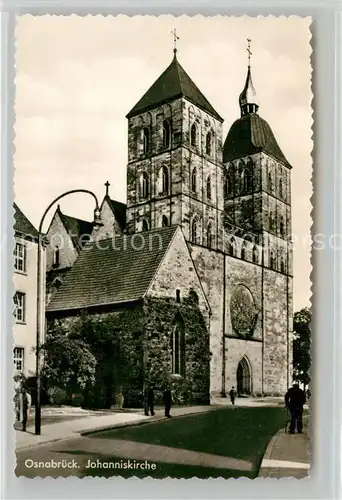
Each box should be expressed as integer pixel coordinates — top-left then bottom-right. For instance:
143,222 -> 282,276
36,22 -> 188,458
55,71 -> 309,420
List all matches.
223,113 -> 291,168
105,197 -> 127,231
46,225 -> 178,313
126,52 -> 223,122
14,203 -> 39,239
58,208 -> 93,251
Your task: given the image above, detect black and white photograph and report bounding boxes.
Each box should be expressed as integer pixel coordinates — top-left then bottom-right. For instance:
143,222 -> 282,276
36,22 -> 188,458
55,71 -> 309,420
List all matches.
13,15 -> 312,479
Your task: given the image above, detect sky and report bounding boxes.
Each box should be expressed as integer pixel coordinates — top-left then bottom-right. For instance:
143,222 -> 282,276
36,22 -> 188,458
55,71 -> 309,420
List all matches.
14,15 -> 312,310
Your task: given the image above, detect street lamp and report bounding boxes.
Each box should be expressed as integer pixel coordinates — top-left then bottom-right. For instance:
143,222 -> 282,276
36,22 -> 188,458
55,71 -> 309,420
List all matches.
35,189 -> 103,435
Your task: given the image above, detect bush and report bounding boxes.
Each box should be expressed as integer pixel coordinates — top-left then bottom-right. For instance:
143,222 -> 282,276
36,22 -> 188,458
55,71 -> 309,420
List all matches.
47,387 -> 67,405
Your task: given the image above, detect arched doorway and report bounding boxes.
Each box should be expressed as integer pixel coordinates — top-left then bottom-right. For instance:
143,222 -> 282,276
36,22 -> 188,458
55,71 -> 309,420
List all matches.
236,357 -> 252,396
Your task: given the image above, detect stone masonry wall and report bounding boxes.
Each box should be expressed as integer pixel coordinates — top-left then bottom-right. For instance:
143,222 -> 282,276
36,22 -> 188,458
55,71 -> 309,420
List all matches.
46,212 -> 78,271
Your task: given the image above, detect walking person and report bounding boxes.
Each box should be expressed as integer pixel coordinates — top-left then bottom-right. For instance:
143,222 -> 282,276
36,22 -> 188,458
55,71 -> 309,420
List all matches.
229,386 -> 237,406
163,386 -> 172,418
19,387 -> 31,432
144,385 -> 155,416
285,383 -> 306,434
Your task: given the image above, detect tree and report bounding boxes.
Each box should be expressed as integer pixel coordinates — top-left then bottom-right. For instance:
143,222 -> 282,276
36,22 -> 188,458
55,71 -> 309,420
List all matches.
292,307 -> 311,389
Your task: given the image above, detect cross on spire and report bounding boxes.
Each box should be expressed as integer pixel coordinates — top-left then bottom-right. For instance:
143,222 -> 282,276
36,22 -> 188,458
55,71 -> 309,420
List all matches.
105,180 -> 110,197
247,38 -> 252,67
171,28 -> 179,55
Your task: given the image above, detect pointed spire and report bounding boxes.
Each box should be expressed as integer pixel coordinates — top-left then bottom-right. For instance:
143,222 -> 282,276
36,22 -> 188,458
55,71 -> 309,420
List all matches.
105,180 -> 110,197
239,39 -> 259,116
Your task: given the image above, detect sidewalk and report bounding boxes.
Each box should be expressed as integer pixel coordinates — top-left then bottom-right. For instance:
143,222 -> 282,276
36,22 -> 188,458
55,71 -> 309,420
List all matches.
258,429 -> 310,478
15,405 -> 214,452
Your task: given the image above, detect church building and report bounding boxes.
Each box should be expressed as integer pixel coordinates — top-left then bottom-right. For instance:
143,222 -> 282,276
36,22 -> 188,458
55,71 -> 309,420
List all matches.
46,45 -> 293,406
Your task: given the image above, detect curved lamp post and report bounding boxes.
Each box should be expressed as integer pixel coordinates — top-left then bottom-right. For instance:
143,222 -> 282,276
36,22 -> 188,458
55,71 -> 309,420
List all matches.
35,189 -> 102,435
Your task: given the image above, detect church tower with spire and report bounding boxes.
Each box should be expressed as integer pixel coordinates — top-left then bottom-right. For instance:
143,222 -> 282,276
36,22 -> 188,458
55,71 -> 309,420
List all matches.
125,44 -> 224,249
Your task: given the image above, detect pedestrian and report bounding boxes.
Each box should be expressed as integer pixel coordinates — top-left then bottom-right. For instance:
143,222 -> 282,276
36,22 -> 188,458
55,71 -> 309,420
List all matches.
116,389 -> 124,410
163,386 -> 172,418
229,386 -> 236,406
19,387 -> 31,432
144,385 -> 155,416
285,383 -> 306,434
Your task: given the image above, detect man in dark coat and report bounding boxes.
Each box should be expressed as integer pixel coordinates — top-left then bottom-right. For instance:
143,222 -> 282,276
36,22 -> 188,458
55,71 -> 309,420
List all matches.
229,386 -> 237,406
163,387 -> 172,418
285,384 -> 306,434
144,385 -> 155,416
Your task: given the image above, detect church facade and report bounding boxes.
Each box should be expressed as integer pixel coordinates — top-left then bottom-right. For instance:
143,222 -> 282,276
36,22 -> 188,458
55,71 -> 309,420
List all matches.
46,48 -> 293,404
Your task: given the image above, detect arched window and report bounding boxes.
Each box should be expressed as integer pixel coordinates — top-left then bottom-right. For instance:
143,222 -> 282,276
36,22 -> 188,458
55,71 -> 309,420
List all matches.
206,131 -> 212,155
268,172 -> 273,191
241,242 -> 247,260
228,237 -> 236,256
142,219 -> 149,232
190,123 -> 197,147
280,216 -> 285,236
163,119 -> 171,148
252,245 -> 259,264
280,257 -> 286,274
225,169 -> 234,197
206,175 -> 212,200
171,322 -> 185,376
191,167 -> 197,193
162,166 -> 169,194
207,223 -> 212,248
191,218 -> 198,243
269,212 -> 274,231
162,215 -> 168,227
142,127 -> 150,153
279,178 -> 283,198
269,249 -> 276,269
243,169 -> 252,192
140,172 -> 149,199
53,246 -> 60,268
189,289 -> 199,304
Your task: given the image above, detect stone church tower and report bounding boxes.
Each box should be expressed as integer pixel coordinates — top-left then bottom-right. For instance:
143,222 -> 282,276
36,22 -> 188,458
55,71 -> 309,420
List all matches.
125,47 -> 293,397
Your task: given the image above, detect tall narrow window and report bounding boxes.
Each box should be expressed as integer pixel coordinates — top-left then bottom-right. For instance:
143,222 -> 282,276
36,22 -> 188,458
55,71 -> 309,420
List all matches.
53,246 -> 60,268
228,237 -> 236,256
207,223 -> 212,248
191,218 -> 198,243
280,216 -> 285,236
206,131 -> 212,155
268,173 -> 273,191
163,120 -> 171,148
14,242 -> 26,272
142,219 -> 149,232
13,347 -> 24,371
269,212 -> 274,231
269,250 -> 276,270
225,169 -> 234,197
279,178 -> 283,198
14,292 -> 25,322
243,169 -> 252,192
252,245 -> 259,264
162,166 -> 169,194
190,123 -> 197,147
206,175 -> 212,200
140,172 -> 149,199
176,289 -> 181,303
191,168 -> 197,193
171,323 -> 185,376
280,257 -> 286,274
162,215 -> 168,227
241,242 -> 247,260
142,127 -> 151,153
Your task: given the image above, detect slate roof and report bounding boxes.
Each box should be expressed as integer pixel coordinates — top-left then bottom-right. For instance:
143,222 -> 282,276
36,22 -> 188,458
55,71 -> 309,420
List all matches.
14,203 -> 39,239
46,225 -> 178,313
58,208 -> 93,251
106,197 -> 127,231
126,53 -> 223,122
223,113 -> 291,168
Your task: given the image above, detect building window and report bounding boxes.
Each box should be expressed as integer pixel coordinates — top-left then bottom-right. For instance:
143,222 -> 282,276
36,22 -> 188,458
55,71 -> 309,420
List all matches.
279,178 -> 283,198
14,242 -> 27,272
140,172 -> 149,199
280,257 -> 286,274
53,246 -> 60,268
171,323 -> 185,376
142,127 -> 150,154
162,215 -> 169,227
162,166 -> 169,194
269,212 -> 274,231
241,242 -> 247,260
280,216 -> 285,236
52,277 -> 62,291
225,169 -> 234,197
206,131 -> 212,155
206,175 -> 212,200
191,167 -> 197,193
207,223 -> 212,248
243,169 -> 252,192
228,237 -> 236,256
269,250 -> 276,269
191,218 -> 198,243
190,123 -> 197,148
13,347 -> 24,371
142,219 -> 149,232
189,289 -> 199,304
163,119 -> 171,148
14,292 -> 26,323
268,173 -> 273,191
252,245 -> 259,264
176,289 -> 181,303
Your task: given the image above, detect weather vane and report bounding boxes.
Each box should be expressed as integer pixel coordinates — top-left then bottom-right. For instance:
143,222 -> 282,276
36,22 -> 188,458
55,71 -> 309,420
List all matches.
247,38 -> 252,67
171,28 -> 179,53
